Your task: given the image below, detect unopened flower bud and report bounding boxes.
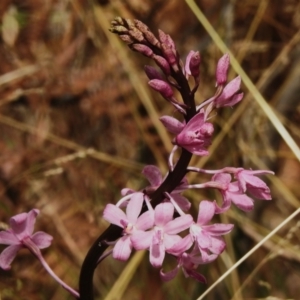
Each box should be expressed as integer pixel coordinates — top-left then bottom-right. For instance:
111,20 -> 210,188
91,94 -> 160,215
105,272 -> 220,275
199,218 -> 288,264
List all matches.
119,35 -> 134,44
134,20 -> 160,47
131,44 -> 153,57
109,25 -> 128,34
158,30 -> 176,50
124,18 -> 135,28
161,44 -> 178,67
216,54 -> 230,86
128,28 -> 144,42
189,51 -> 201,78
113,16 -> 125,26
148,79 -> 173,98
144,66 -> 164,80
185,50 -> 200,78
153,55 -> 171,75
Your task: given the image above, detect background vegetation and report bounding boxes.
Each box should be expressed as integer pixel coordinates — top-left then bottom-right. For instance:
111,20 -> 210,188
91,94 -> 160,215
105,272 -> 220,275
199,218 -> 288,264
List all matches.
0,0 -> 300,299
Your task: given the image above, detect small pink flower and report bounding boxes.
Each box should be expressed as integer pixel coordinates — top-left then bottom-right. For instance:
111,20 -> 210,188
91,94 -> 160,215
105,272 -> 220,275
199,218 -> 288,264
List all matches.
160,246 -> 216,283
189,201 -> 233,260
0,209 -> 52,270
174,113 -> 214,156
212,173 -> 257,213
235,169 -> 273,200
131,202 -> 193,268
103,193 -> 154,261
214,76 -> 243,108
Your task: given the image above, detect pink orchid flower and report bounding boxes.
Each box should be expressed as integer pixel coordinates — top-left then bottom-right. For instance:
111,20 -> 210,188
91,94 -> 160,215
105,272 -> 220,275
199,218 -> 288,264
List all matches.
103,193 -> 155,261
214,76 -> 243,108
189,201 -> 233,260
174,113 -> 214,156
212,173 -> 263,213
161,245 -> 217,283
235,169 -> 273,200
131,202 -> 193,268
0,209 -> 52,270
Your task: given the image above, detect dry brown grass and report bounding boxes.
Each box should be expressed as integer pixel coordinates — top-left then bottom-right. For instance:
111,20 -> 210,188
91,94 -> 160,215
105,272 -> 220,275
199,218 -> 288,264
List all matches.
0,0 -> 300,299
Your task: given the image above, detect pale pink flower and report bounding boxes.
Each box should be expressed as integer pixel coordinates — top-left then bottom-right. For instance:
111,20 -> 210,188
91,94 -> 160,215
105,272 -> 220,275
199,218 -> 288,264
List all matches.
189,201 -> 233,260
0,209 -> 52,270
160,245 -> 217,283
174,113 -> 214,156
214,76 -> 243,108
103,193 -> 154,261
235,169 -> 273,200
212,173 -> 257,213
131,202 -> 193,268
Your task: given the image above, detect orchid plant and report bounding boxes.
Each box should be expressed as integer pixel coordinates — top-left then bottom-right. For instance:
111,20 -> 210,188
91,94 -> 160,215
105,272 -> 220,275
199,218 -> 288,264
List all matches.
0,17 -> 273,300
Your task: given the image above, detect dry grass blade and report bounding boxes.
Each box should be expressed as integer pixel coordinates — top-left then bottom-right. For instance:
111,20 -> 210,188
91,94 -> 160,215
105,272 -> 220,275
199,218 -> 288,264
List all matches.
0,114 -> 143,172
195,207 -> 300,300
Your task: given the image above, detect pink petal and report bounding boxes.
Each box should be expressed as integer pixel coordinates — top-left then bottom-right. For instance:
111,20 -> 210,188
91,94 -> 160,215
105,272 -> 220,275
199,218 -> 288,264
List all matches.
225,92 -> 243,107
160,265 -> 180,281
214,195 -> 232,214
209,236 -> 226,255
126,192 -> 144,223
142,165 -> 162,187
185,50 -> 196,76
220,76 -> 241,100
164,214 -> 193,234
25,209 -> 39,236
184,268 -> 207,283
196,231 -> 211,249
135,211 -> 155,230
0,244 -> 21,270
0,230 -> 19,245
216,53 -> 230,86
164,234 -> 182,250
182,113 -> 204,132
167,234 -> 193,255
154,203 -> 174,226
212,173 -> 231,185
230,193 -> 254,211
247,186 -> 271,200
202,224 -> 234,236
150,242 -> 165,268
159,116 -> 185,135
10,212 -> 30,240
103,204 -> 127,228
197,200 -> 215,225
112,236 -> 132,261
131,230 -> 153,250
191,253 -> 218,264
31,232 -> 53,249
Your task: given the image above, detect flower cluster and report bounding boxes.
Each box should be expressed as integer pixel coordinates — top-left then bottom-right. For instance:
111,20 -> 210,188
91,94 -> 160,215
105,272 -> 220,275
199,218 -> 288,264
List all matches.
102,17 -> 274,283
0,17 -> 274,299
